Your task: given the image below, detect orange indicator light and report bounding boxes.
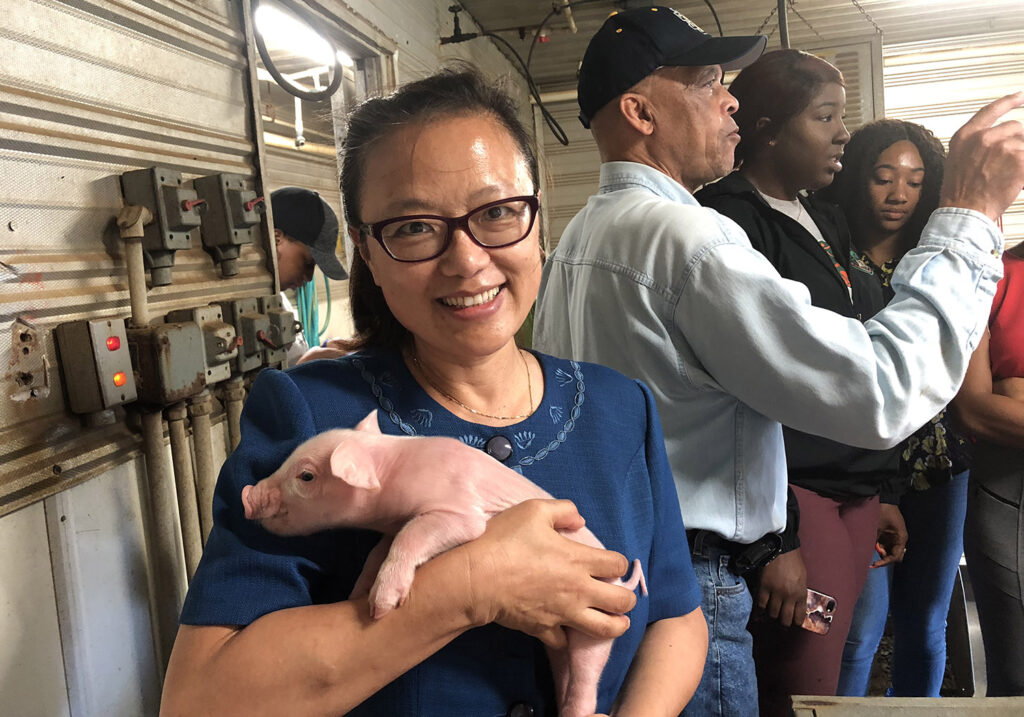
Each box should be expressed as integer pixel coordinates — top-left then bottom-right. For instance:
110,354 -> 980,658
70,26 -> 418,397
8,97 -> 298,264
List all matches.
113,371 -> 128,387
106,336 -> 121,351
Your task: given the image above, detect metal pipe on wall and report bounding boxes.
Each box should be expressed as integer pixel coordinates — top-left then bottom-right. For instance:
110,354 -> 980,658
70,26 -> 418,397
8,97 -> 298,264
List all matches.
118,207 -> 151,327
166,402 -> 203,578
140,409 -> 187,670
119,205 -> 189,670
224,377 -> 246,452
778,0 -> 791,49
188,391 -> 217,542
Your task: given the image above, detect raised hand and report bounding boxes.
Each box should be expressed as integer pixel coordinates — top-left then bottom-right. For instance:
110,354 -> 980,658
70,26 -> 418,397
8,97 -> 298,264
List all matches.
940,91 -> 1024,222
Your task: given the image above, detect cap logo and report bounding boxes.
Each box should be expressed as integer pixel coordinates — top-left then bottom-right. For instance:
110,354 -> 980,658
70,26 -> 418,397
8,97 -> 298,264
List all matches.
668,8 -> 704,34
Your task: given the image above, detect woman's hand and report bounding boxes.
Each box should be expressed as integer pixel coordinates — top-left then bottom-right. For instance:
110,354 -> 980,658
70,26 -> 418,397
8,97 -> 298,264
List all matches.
461,499 -> 636,649
872,503 -> 908,567
757,548 -> 808,628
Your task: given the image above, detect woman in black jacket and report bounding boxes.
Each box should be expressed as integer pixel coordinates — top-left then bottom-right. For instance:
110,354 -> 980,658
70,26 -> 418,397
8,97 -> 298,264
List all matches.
696,49 -> 906,715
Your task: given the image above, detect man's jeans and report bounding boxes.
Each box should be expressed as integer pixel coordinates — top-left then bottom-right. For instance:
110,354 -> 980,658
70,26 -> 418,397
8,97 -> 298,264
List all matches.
682,531 -> 758,717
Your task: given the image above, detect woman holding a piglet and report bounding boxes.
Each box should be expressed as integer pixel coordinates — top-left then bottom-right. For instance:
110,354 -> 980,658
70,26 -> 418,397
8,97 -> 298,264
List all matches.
160,66 -> 707,717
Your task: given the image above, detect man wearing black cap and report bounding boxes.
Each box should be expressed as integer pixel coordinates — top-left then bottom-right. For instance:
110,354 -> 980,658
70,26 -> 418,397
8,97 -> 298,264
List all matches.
270,187 -> 348,363
271,186 -> 348,291
534,6 -> 1024,714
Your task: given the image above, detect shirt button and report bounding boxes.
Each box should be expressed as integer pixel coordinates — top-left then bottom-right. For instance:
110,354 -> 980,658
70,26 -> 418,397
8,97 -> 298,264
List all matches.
485,434 -> 513,462
506,702 -> 535,717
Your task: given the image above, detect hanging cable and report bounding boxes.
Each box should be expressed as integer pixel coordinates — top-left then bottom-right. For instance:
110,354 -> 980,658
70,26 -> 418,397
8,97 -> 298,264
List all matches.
295,273 -> 333,347
442,4 -> 569,145
317,272 -> 332,338
483,30 -> 568,145
701,0 -> 724,37
295,280 -> 317,348
526,6 -> 561,70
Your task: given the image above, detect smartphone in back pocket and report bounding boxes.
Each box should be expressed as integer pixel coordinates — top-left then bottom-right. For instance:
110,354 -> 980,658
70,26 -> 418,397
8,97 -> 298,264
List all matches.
802,588 -> 837,634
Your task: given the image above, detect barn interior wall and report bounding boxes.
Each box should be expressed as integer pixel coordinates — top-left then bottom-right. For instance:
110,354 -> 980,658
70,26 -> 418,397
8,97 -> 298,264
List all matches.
0,1 -> 518,714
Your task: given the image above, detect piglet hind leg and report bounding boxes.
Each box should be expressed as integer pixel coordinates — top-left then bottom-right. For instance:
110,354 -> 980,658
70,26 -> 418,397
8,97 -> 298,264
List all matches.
551,559 -> 647,716
558,632 -> 613,717
369,511 -> 487,619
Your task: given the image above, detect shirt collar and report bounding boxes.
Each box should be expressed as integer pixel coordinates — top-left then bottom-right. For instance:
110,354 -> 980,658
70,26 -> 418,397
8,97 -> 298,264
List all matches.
598,161 -> 699,207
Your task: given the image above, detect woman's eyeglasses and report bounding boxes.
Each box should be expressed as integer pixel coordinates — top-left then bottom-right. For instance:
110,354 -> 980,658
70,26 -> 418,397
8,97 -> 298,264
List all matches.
360,195 -> 540,263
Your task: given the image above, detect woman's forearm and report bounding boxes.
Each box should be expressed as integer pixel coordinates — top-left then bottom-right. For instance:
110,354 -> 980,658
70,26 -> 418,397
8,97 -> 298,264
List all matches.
954,391 -> 1024,447
952,330 -> 1024,448
160,546 -> 480,717
160,500 -> 637,717
610,608 -> 708,717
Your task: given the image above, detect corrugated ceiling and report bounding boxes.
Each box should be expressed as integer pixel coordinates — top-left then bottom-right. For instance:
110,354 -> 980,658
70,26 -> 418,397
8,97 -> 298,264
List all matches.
454,0 -> 1024,91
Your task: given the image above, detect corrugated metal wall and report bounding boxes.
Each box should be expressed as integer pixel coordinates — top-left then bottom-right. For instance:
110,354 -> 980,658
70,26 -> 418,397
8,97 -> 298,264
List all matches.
883,31 -> 1024,244
0,0 -> 268,515
1,2 -> 261,713
0,1 -> 525,714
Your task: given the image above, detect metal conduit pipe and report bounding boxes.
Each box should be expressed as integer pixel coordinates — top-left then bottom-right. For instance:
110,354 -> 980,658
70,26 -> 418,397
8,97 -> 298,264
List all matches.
141,409 -> 187,670
778,0 -> 791,49
166,402 -> 203,579
118,206 -> 152,327
188,390 -> 217,542
224,377 -> 246,452
119,205 -> 188,671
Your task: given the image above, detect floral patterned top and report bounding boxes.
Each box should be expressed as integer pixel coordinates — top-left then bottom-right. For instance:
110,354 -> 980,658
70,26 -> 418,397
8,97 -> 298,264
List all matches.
861,254 -> 972,489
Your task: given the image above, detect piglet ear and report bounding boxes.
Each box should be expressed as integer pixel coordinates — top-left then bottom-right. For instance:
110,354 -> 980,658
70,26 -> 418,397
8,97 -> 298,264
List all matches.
330,442 -> 381,490
354,410 -> 381,434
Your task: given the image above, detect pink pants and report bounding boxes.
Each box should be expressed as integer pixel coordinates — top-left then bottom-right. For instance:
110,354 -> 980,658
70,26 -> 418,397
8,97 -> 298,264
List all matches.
751,485 -> 880,716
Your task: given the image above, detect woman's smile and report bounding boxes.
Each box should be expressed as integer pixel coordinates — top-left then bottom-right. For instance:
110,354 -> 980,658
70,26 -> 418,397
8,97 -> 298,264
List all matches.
439,285 -> 502,309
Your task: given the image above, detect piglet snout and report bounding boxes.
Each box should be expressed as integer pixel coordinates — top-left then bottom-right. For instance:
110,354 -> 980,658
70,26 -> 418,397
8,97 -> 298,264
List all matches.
241,485 -> 258,520
242,483 -> 281,522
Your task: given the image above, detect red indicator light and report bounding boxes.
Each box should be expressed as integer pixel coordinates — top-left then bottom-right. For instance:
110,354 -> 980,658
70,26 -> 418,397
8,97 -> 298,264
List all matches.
106,336 -> 121,351
113,371 -> 128,387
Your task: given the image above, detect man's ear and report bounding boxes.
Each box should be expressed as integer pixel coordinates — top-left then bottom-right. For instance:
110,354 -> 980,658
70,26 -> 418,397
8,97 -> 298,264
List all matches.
755,117 -> 775,145
619,93 -> 655,136
274,227 -> 284,244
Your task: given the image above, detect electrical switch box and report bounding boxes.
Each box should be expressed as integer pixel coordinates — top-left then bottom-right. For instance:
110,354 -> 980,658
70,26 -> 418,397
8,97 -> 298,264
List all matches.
218,299 -> 268,374
165,305 -> 239,385
120,167 -> 205,286
126,322 -> 206,405
55,318 -> 137,414
193,173 -> 263,278
259,295 -> 299,365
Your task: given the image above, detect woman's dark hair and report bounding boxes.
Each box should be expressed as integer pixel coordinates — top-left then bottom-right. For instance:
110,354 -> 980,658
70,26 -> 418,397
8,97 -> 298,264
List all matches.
338,63 -> 539,352
818,119 -> 946,251
729,49 -> 845,166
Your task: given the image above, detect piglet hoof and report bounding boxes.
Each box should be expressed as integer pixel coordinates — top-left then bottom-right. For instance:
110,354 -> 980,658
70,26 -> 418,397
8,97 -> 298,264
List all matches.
368,584 -> 408,620
369,600 -> 393,620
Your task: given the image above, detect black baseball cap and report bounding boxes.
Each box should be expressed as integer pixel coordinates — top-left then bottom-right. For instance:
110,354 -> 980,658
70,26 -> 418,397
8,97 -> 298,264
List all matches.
577,6 -> 767,128
270,187 -> 348,280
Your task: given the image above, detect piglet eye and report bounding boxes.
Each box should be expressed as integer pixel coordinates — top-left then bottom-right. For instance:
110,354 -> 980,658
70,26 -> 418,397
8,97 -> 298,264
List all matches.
300,471 -> 315,482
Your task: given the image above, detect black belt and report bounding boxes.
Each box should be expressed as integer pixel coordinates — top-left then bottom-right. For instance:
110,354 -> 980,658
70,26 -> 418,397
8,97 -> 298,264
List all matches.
686,528 -> 783,574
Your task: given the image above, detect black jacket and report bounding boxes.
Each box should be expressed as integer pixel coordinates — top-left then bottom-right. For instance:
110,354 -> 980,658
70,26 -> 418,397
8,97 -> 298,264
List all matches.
696,172 -> 904,502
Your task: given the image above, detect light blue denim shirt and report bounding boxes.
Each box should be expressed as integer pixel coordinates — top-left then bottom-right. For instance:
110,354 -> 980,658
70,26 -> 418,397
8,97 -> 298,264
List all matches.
534,161 -> 1003,543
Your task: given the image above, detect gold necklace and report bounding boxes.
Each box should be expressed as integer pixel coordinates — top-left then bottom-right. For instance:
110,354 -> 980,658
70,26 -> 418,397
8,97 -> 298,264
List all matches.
410,347 -> 534,421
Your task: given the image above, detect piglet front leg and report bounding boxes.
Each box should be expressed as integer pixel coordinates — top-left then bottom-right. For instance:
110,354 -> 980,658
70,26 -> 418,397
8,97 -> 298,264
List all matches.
370,511 -> 488,618
349,536 -> 394,601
